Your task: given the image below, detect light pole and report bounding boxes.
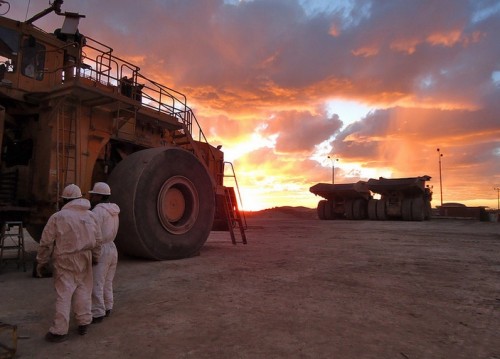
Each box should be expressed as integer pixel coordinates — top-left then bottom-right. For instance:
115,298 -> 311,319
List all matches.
437,148 -> 443,206
328,156 -> 338,184
494,187 -> 500,211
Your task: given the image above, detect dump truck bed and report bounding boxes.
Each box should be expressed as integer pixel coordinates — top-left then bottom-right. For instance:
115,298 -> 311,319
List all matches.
309,182 -> 371,201
367,176 -> 431,196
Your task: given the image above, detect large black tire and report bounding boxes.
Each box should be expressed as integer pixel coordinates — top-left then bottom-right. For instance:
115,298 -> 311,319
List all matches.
402,199 -> 412,221
325,200 -> 336,220
331,200 -> 338,220
352,199 -> 367,220
411,197 -> 425,221
345,200 -> 354,220
108,147 -> 215,260
376,199 -> 387,220
367,199 -> 377,220
317,200 -> 327,220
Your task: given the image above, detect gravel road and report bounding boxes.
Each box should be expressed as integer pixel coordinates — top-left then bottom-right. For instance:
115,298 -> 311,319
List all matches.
1,212 -> 499,358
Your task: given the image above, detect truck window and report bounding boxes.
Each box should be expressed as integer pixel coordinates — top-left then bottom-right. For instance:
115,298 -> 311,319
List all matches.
0,26 -> 19,78
21,37 -> 45,80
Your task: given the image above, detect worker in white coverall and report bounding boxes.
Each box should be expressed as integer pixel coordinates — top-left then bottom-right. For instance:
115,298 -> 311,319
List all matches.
36,184 -> 102,343
88,182 -> 120,323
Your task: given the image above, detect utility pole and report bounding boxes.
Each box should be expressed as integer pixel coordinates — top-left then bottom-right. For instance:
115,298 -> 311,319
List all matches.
437,148 -> 443,206
328,156 -> 338,184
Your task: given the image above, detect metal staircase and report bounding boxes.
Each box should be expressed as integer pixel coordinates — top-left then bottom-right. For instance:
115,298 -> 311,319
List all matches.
222,162 -> 247,244
57,104 -> 77,187
223,186 -> 247,245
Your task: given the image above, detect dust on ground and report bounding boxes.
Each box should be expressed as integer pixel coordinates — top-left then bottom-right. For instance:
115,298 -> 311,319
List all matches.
1,211 -> 500,359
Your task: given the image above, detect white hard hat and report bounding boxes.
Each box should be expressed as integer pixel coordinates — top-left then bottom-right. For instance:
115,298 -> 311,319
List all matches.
89,182 -> 111,196
61,184 -> 82,199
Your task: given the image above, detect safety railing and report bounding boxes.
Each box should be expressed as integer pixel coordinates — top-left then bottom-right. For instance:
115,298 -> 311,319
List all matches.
74,37 -> 215,159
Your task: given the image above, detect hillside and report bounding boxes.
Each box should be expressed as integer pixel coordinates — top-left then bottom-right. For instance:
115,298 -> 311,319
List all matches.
244,206 -> 317,220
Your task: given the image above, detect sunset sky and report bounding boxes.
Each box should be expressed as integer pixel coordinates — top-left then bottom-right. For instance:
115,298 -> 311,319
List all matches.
7,0 -> 500,211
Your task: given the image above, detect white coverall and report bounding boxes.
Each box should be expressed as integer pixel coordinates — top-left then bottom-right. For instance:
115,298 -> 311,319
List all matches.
91,202 -> 120,318
36,198 -> 102,335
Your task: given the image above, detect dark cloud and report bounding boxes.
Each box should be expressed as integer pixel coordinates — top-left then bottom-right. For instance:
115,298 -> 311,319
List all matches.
260,109 -> 342,153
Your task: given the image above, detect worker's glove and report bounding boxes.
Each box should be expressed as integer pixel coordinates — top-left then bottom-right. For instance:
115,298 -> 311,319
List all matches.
35,263 -> 46,278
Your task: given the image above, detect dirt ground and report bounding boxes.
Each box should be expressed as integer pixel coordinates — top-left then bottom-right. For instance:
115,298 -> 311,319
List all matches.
1,210 -> 500,359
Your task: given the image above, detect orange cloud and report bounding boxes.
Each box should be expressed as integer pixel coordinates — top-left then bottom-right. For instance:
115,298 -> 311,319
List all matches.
390,38 -> 421,54
351,46 -> 379,57
426,30 -> 463,47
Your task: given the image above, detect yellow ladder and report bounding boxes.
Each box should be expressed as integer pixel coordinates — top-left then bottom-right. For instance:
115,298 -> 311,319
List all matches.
223,187 -> 247,245
57,104 -> 77,186
0,221 -> 26,272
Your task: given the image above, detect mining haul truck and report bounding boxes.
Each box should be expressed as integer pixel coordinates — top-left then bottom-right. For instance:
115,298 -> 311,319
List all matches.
309,182 -> 371,220
0,1 -> 244,259
310,176 -> 432,221
366,176 -> 432,221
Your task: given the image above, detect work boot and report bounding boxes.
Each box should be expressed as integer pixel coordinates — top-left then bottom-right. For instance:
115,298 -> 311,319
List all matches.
92,316 -> 104,324
78,325 -> 88,335
45,332 -> 68,343
105,309 -> 112,317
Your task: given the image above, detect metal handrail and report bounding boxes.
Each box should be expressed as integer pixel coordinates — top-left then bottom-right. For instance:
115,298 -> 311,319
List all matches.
33,35 -> 218,165
223,161 -> 247,229
82,37 -> 218,164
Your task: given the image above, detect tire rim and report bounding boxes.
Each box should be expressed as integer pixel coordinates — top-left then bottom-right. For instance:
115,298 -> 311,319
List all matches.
157,176 -> 199,234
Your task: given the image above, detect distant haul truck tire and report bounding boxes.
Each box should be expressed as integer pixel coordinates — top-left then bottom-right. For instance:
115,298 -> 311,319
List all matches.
326,200 -> 337,220
402,198 -> 412,221
368,199 -> 377,220
376,199 -> 387,220
411,197 -> 425,221
108,147 -> 215,260
317,200 -> 338,220
345,200 -> 354,220
352,199 -> 367,220
400,198 -> 425,221
317,200 -> 327,220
